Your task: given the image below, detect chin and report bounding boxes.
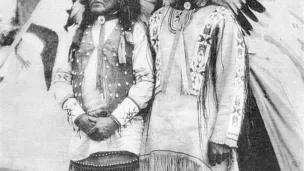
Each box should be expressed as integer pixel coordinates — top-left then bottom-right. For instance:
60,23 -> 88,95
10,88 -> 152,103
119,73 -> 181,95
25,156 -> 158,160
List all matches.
90,7 -> 106,14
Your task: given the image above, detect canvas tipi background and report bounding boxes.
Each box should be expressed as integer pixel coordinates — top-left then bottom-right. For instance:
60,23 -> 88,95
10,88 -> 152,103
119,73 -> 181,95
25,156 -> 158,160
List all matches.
0,0 -> 73,170
0,0 -> 303,170
0,0 -> 158,170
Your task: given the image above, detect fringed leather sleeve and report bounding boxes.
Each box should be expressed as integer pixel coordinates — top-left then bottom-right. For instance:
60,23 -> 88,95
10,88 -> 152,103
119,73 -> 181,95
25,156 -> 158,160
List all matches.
208,11 -> 248,148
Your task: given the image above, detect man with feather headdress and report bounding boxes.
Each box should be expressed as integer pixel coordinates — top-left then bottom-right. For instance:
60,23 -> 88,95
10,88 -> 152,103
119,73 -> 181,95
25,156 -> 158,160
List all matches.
138,0 -> 276,170
140,0 -> 304,171
52,0 -> 157,170
139,1 -> 249,170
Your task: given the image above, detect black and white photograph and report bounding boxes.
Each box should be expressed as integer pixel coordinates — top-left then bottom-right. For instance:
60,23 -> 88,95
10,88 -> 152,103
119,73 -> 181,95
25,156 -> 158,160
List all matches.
0,0 -> 303,170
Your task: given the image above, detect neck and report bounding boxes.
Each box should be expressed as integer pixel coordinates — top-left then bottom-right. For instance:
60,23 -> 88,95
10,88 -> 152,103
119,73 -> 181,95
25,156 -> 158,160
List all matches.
170,0 -> 208,10
94,11 -> 118,23
91,5 -> 118,18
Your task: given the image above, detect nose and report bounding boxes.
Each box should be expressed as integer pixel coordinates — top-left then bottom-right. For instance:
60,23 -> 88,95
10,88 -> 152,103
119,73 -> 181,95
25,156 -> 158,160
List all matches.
89,0 -> 101,4
91,0 -> 105,3
90,0 -> 104,6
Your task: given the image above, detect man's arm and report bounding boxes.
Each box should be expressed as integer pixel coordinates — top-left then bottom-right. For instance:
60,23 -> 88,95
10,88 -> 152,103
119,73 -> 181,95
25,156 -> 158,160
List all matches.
51,27 -> 85,127
110,22 -> 154,127
209,15 -> 248,148
87,22 -> 154,141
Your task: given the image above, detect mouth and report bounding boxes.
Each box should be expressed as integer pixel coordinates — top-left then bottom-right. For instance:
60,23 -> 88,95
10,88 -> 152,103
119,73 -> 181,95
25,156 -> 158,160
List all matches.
91,1 -> 104,7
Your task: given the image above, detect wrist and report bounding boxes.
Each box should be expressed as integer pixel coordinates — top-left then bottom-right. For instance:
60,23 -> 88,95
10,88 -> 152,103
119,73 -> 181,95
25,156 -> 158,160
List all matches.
209,139 -> 238,148
74,113 -> 86,125
111,97 -> 139,126
108,115 -> 121,128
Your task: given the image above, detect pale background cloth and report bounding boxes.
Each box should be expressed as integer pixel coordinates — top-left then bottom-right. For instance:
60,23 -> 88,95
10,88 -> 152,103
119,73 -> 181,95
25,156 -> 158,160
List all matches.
0,0 -> 303,170
0,0 -> 156,170
0,0 -> 72,170
247,1 -> 304,170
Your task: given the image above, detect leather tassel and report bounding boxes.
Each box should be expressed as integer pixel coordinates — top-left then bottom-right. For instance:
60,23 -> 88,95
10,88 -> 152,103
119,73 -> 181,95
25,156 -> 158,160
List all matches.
118,32 -> 127,64
124,31 -> 133,44
179,30 -> 192,95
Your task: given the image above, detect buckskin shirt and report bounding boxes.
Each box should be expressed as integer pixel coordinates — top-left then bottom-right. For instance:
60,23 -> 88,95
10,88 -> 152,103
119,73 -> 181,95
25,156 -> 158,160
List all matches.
140,5 -> 247,171
52,17 -> 154,161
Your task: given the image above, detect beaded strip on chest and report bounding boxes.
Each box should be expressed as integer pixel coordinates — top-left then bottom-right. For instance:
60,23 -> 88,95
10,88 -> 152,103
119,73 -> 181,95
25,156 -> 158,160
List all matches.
168,8 -> 194,34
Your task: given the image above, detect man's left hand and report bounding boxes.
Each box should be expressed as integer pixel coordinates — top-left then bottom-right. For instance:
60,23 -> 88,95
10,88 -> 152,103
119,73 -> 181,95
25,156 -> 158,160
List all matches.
87,117 -> 119,141
208,141 -> 232,166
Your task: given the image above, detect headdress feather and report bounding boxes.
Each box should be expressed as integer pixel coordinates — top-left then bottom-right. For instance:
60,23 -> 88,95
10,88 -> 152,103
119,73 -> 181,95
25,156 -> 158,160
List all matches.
168,0 -> 266,34
213,0 -> 265,34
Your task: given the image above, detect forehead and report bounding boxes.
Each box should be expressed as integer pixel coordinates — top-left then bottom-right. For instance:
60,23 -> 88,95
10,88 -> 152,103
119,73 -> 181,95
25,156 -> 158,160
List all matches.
87,0 -> 117,3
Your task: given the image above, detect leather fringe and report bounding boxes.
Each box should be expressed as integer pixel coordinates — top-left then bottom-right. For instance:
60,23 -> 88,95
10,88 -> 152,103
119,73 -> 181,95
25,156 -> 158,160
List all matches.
118,34 -> 127,64
139,152 -> 211,171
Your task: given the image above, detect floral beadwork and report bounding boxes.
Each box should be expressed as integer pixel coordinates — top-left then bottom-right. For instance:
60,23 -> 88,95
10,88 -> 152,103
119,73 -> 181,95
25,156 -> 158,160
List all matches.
53,68 -> 72,84
149,8 -> 165,92
190,59 -> 206,95
111,98 -> 140,126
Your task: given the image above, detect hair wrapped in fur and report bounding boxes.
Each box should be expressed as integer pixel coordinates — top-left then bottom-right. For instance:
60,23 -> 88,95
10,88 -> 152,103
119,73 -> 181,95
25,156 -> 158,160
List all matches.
65,0 -> 141,31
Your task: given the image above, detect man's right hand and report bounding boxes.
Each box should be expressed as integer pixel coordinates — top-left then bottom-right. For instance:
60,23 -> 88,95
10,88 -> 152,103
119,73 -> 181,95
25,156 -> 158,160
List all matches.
74,114 -> 96,135
208,141 -> 232,166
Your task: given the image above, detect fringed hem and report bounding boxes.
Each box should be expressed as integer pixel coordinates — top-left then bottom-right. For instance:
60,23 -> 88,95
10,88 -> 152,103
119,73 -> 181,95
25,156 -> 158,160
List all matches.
69,160 -> 139,171
139,151 -> 212,171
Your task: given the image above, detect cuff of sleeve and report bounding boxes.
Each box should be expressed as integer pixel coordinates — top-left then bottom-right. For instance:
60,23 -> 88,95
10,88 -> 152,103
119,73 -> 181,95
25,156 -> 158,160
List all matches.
209,137 -> 238,148
60,96 -> 74,109
111,97 -> 140,126
63,98 -> 86,124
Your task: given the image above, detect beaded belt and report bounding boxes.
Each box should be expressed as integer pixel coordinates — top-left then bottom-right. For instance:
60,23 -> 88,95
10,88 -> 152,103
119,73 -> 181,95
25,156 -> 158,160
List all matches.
69,151 -> 139,171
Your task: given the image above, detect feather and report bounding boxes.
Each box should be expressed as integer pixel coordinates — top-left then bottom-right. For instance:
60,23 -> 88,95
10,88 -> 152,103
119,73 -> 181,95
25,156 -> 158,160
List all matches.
240,2 -> 258,22
140,0 -> 158,22
64,0 -> 158,30
213,0 -> 266,34
246,0 -> 265,13
64,0 -> 86,30
235,8 -> 253,34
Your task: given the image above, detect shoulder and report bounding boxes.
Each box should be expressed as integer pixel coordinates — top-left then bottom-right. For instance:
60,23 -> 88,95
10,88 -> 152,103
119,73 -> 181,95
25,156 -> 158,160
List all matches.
131,20 -> 148,45
196,5 -> 236,23
149,6 -> 169,25
195,5 -> 242,36
212,6 -> 236,22
133,20 -> 147,37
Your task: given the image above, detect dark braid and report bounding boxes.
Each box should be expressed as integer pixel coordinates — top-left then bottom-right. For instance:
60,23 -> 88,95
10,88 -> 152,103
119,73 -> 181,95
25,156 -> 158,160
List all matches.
117,0 -> 141,30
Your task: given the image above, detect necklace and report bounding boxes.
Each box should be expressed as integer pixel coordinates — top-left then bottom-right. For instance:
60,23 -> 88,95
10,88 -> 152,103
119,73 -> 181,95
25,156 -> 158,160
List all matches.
168,7 -> 194,34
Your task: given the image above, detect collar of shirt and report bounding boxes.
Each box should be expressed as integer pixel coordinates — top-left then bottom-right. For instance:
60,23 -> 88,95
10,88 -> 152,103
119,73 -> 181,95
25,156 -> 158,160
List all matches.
92,18 -> 118,46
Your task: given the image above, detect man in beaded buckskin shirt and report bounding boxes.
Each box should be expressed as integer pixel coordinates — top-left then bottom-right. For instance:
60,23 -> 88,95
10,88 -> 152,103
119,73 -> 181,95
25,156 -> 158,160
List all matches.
52,0 -> 155,170
140,0 -> 249,170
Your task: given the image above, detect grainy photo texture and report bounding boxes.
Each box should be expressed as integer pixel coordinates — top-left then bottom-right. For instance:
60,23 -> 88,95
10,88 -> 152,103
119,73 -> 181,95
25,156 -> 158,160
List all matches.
0,0 -> 303,171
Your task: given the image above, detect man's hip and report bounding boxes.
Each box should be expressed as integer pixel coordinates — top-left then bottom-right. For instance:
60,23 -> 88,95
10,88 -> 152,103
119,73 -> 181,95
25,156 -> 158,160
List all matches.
69,151 -> 139,171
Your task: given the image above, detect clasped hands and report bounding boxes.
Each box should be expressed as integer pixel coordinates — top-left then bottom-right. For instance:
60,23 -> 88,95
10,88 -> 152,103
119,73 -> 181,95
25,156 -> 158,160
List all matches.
75,114 -> 232,166
75,114 -> 119,141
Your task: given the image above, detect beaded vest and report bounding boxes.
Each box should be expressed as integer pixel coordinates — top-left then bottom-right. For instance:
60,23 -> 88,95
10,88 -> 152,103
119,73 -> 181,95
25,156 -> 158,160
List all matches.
70,23 -> 135,113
